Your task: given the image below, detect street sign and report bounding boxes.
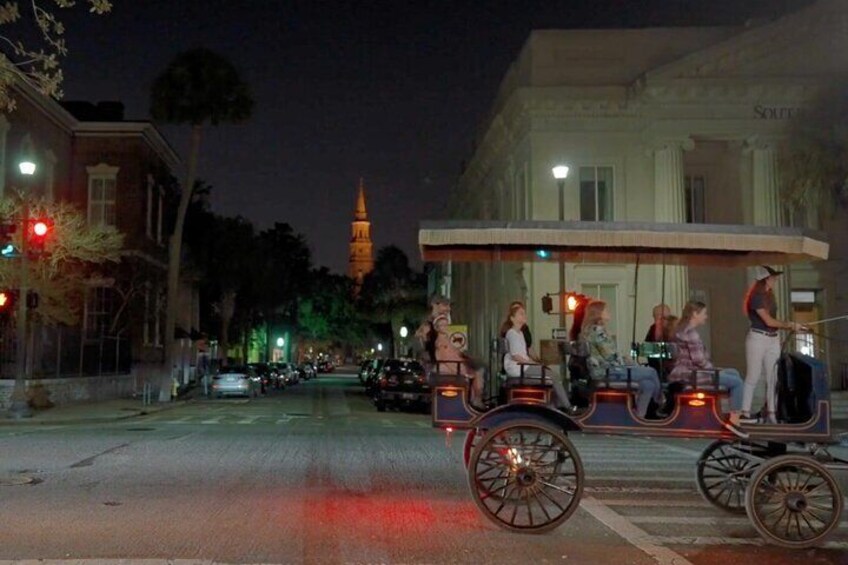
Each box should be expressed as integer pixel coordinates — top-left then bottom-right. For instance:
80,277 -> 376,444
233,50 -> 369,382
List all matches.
552,328 -> 568,340
447,324 -> 468,351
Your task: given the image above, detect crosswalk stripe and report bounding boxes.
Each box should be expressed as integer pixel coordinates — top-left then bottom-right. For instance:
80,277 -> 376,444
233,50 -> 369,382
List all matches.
630,516 -> 848,528
651,535 -> 848,549
598,498 -> 710,508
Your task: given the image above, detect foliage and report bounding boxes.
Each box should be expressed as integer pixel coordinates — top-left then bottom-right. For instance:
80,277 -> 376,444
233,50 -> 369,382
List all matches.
150,47 -> 253,126
0,195 -> 123,325
357,245 -> 426,344
0,1 -> 112,110
149,47 -> 254,366
781,78 -> 848,211
297,267 -> 365,347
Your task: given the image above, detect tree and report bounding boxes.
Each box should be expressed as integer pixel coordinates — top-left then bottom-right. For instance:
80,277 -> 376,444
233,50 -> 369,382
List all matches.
150,48 -> 253,372
781,77 -> 848,211
0,196 -> 122,324
0,1 -> 112,110
298,267 -> 365,351
357,246 -> 426,354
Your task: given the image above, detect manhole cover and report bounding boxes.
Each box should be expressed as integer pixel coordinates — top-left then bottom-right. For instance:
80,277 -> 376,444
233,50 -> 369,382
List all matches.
125,427 -> 155,432
103,501 -> 122,506
0,475 -> 35,486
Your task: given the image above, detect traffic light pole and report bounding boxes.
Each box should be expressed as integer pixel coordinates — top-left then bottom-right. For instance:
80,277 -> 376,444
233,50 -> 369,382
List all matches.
7,202 -> 31,419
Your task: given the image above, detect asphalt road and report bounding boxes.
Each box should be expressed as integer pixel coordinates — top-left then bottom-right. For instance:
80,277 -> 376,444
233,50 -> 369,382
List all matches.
1,371 -> 846,564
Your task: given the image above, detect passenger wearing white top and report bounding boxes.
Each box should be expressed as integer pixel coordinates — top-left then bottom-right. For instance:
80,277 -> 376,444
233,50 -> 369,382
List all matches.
500,301 -> 573,411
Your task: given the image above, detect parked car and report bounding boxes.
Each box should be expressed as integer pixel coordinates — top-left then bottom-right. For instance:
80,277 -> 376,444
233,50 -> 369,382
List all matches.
357,360 -> 371,384
274,362 -> 299,385
299,363 -> 316,381
372,358 -> 430,412
247,362 -> 272,393
317,360 -> 334,373
362,358 -> 386,394
211,366 -> 258,398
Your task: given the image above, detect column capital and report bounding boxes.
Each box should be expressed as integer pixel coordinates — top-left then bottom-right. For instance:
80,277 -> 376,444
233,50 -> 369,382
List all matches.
743,134 -> 782,153
645,136 -> 695,156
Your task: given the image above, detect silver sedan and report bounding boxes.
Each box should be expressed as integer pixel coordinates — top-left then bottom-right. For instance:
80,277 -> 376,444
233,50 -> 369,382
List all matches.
211,366 -> 258,398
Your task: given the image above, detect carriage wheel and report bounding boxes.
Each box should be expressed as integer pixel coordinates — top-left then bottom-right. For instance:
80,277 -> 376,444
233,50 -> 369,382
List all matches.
467,419 -> 583,533
696,440 -> 768,514
462,429 -> 481,469
745,454 -> 844,548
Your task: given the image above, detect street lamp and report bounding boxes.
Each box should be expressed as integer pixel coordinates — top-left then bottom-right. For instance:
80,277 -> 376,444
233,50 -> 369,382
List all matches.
276,337 -> 284,348
377,343 -> 383,352
552,165 -> 569,222
552,165 -> 570,329
7,158 -> 37,419
399,326 -> 408,338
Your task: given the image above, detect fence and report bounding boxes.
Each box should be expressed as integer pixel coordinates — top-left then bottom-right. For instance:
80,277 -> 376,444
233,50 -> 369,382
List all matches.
0,322 -> 131,379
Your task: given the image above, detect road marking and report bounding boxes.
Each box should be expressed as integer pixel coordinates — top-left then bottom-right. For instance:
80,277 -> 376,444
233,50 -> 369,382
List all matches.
599,498 -> 710,508
581,497 -> 693,565
237,417 -> 259,424
585,486 -> 694,494
200,418 -> 222,424
586,476 -> 694,484
630,516 -> 848,528
651,535 -> 848,550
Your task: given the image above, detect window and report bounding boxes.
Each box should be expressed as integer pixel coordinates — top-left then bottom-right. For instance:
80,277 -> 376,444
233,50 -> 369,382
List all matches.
85,287 -> 114,338
580,283 -> 618,340
579,166 -> 613,221
146,175 -> 154,240
791,289 -> 819,358
157,188 -> 164,245
143,284 -> 162,347
86,164 -> 119,227
684,174 -> 706,224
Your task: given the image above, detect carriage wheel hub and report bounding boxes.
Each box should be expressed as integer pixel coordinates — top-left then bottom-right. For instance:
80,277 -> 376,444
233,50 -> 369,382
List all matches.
516,468 -> 537,487
785,492 -> 807,512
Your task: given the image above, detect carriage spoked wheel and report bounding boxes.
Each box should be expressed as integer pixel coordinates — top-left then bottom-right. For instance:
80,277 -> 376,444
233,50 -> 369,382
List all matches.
745,454 -> 844,548
467,419 -> 584,533
462,429 -> 482,469
696,440 -> 769,514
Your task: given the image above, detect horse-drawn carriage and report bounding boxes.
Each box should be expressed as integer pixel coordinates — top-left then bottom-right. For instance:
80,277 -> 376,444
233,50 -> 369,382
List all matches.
420,219 -> 846,548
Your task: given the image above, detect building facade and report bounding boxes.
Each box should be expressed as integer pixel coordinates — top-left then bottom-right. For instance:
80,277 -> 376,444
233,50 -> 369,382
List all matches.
0,77 -> 187,406
445,0 -> 848,389
348,178 -> 374,287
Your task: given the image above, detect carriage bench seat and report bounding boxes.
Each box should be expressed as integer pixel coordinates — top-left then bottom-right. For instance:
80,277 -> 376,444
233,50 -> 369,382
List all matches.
671,369 -> 732,394
502,376 -> 554,389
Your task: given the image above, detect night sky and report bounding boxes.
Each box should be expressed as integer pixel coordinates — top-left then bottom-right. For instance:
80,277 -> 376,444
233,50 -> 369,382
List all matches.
55,0 -> 811,273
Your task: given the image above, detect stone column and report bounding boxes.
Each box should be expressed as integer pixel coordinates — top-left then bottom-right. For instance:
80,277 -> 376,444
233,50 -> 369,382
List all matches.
653,138 -> 693,317
747,137 -> 790,318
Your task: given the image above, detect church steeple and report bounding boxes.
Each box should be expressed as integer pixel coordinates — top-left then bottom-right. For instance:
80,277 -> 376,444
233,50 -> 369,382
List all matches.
355,178 -> 368,221
348,178 -> 374,286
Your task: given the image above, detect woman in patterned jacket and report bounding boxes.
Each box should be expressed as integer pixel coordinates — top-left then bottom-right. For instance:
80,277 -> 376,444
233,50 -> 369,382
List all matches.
580,300 -> 662,418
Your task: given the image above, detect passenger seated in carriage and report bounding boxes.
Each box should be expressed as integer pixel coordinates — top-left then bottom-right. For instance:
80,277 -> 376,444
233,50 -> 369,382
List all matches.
581,300 -> 664,419
669,301 -> 744,427
430,313 -> 487,410
500,301 -> 573,412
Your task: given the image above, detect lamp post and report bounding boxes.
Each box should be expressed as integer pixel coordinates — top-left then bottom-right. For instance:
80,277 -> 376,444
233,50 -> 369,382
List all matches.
398,326 -> 408,357
7,159 -> 36,419
552,165 -> 569,327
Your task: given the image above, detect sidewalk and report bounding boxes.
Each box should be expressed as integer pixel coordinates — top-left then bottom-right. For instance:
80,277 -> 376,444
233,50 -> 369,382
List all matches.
0,397 -> 188,426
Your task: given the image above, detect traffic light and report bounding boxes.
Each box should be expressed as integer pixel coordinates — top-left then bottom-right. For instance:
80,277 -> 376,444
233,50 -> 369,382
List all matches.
0,289 -> 16,313
0,222 -> 17,258
27,218 -> 52,255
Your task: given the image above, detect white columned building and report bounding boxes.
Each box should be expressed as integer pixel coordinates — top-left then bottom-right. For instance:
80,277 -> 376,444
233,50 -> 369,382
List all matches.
441,0 -> 848,388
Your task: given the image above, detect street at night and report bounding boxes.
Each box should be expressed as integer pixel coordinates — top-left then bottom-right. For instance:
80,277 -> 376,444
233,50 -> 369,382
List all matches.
1,369 -> 846,564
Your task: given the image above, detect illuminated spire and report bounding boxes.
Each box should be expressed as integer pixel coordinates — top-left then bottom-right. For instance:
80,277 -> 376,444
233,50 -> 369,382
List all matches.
355,177 -> 367,221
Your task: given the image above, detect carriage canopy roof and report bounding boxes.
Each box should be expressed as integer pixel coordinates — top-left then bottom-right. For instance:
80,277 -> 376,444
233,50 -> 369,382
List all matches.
418,220 -> 829,267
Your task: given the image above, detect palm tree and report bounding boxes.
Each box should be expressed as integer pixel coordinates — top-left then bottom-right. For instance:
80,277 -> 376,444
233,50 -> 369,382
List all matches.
150,48 -> 254,375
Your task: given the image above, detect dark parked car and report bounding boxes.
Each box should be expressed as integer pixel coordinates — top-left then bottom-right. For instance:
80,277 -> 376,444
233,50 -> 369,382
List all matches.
362,358 -> 386,394
247,363 -> 273,393
372,359 -> 430,412
317,360 -> 334,373
299,363 -> 316,380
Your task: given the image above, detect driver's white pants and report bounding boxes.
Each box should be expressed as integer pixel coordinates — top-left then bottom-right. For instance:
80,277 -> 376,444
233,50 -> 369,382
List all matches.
742,330 -> 780,414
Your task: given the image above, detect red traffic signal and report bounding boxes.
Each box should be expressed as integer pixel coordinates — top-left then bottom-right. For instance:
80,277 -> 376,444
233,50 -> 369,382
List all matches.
27,218 -> 53,255
0,289 -> 15,312
33,221 -> 49,237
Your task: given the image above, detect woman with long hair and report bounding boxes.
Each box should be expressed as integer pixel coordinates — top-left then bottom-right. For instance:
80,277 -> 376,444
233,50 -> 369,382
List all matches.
741,266 -> 805,424
580,300 -> 663,418
500,301 -> 572,411
670,301 -> 744,428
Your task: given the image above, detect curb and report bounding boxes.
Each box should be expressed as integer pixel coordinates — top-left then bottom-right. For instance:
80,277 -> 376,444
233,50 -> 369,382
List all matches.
0,399 -> 190,426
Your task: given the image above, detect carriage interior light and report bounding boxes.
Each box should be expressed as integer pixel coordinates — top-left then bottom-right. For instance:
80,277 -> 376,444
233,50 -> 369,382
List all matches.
688,392 -> 706,407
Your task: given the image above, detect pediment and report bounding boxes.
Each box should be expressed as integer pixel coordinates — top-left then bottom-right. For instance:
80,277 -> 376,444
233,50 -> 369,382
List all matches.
646,0 -> 848,82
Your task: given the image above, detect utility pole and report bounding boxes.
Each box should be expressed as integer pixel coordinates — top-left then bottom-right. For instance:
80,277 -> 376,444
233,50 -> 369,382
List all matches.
7,200 -> 31,419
